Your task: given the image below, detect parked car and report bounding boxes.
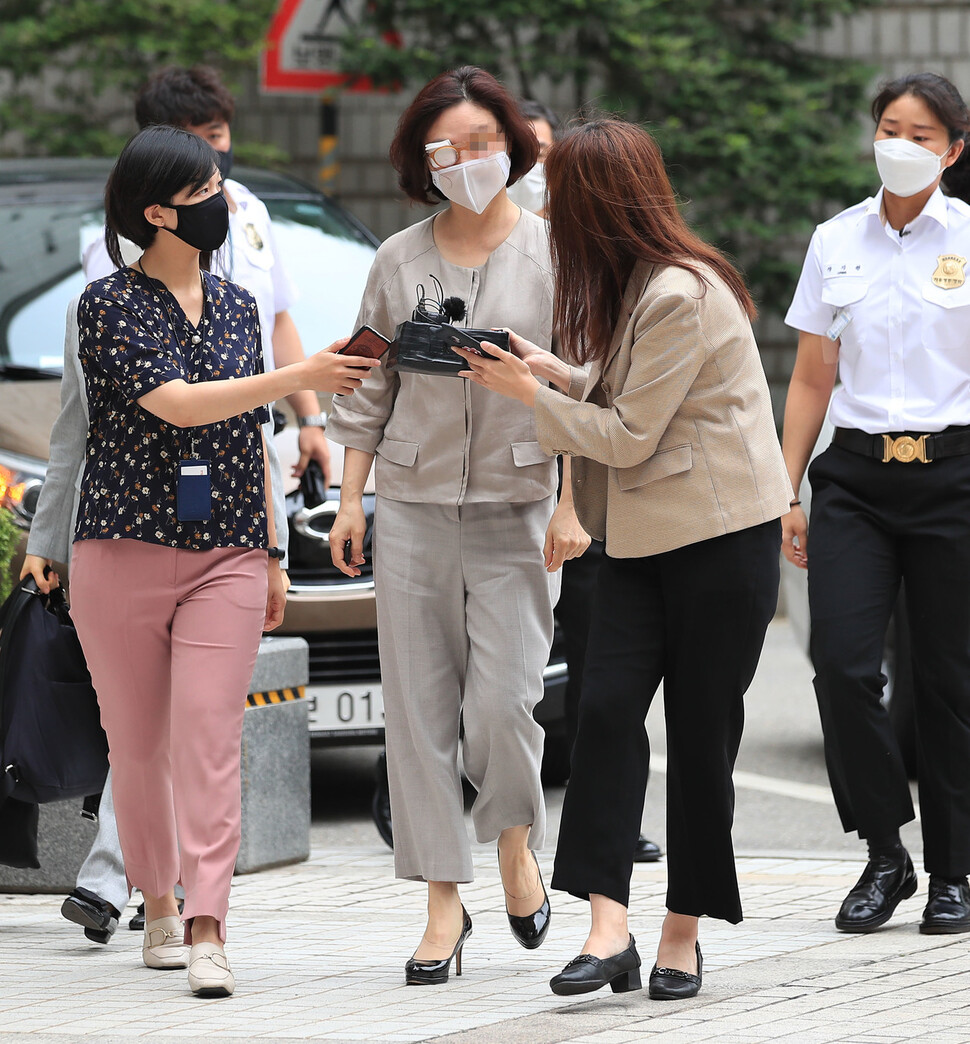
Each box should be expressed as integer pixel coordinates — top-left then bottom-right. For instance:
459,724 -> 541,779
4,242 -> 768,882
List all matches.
780,415 -> 916,775
0,157 -> 570,776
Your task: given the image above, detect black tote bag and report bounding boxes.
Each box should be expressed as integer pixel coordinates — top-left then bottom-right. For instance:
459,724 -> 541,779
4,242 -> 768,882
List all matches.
0,576 -> 108,805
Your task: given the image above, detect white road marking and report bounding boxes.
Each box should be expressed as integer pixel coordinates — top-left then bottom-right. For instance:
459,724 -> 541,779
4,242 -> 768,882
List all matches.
649,753 -> 921,821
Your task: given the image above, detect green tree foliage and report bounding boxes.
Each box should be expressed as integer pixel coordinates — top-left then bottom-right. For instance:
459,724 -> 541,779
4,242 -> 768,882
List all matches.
341,0 -> 880,313
0,0 -> 279,159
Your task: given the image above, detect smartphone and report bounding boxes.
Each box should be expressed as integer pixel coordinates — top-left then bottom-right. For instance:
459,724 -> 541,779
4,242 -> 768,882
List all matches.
441,325 -> 497,359
340,324 -> 390,360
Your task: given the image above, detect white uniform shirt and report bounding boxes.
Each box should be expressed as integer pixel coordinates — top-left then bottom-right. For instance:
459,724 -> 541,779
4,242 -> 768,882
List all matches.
81,178 -> 296,370
785,186 -> 970,434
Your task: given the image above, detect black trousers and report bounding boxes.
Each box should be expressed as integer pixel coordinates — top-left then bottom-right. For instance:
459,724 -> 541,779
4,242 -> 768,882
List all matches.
808,444 -> 970,877
555,538 -> 604,760
551,520 -> 781,924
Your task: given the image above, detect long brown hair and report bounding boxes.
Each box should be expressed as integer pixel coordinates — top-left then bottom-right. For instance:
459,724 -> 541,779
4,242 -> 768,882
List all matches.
545,119 -> 755,365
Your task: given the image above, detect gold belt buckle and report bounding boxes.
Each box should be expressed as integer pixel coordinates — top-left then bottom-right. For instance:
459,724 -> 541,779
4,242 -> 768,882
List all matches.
881,434 -> 932,463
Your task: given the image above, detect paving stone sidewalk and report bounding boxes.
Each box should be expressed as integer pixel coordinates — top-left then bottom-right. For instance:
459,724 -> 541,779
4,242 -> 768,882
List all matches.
2,845 -> 968,1044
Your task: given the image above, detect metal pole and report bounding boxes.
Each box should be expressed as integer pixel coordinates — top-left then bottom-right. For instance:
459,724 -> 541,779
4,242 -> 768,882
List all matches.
318,89 -> 339,195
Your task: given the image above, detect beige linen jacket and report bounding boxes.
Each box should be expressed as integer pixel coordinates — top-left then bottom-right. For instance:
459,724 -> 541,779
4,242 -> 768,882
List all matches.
534,261 -> 792,558
327,211 -> 559,505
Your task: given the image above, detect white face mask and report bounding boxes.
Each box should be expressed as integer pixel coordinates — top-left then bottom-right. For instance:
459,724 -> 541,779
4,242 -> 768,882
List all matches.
873,138 -> 948,198
506,162 -> 546,214
431,151 -> 511,214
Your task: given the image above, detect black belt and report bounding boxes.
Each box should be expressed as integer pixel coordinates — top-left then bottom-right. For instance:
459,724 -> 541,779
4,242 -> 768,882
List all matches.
833,425 -> 970,464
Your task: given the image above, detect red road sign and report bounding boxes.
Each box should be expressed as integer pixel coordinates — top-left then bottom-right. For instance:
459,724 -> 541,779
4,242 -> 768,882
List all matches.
262,0 -> 383,94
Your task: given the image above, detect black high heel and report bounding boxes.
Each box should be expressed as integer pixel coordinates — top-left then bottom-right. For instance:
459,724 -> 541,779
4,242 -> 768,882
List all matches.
499,849 -> 551,949
648,941 -> 703,1000
404,906 -> 473,985
549,934 -> 642,996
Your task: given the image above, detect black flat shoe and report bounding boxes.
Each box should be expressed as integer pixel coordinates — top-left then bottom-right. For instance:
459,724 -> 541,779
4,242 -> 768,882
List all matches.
405,906 -> 472,985
649,941 -> 702,1000
835,851 -> 917,932
60,887 -> 119,945
500,850 -> 551,949
549,935 -> 642,996
920,876 -> 970,934
633,835 -> 662,863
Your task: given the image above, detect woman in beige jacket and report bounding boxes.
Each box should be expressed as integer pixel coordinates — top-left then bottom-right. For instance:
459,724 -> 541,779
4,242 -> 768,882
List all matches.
326,67 -> 589,985
457,118 -> 792,1001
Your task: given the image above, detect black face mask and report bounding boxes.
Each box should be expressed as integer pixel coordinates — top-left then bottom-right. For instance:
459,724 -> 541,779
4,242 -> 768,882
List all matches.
215,146 -> 233,180
163,191 -> 230,252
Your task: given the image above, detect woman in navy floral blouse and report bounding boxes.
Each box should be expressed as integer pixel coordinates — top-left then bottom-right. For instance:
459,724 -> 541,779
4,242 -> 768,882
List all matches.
22,125 -> 379,998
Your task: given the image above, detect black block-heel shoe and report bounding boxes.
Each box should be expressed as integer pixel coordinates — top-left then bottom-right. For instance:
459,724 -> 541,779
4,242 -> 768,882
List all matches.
648,941 -> 703,1000
405,906 -> 473,985
549,935 -> 642,996
501,850 -> 551,949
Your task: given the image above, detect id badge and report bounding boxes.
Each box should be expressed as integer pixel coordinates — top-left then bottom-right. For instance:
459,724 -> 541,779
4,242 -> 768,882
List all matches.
825,308 -> 852,342
177,460 -> 211,521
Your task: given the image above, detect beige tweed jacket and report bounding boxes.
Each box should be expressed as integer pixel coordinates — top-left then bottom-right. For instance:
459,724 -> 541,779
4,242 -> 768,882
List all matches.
534,260 -> 792,558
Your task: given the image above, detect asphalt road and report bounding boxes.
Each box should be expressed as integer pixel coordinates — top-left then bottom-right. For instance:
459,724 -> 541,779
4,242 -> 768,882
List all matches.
308,615 -> 923,867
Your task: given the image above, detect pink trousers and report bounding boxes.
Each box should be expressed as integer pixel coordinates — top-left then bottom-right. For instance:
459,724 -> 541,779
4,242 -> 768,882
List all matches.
70,539 -> 267,943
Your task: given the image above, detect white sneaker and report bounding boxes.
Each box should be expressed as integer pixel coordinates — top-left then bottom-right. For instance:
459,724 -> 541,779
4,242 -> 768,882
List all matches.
187,941 -> 235,997
142,916 -> 189,969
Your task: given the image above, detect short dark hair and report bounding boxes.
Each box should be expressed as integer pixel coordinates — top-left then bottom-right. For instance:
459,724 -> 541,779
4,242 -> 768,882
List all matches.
135,65 -> 236,130
389,66 -> 539,205
104,125 -> 219,268
872,72 -> 970,203
518,100 -> 560,135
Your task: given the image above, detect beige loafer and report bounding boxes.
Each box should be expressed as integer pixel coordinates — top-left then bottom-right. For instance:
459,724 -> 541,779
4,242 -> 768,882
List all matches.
143,915 -> 189,969
187,941 -> 234,997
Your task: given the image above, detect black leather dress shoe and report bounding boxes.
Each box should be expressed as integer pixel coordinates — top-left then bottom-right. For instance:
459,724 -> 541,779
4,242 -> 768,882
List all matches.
128,898 -> 184,932
835,851 -> 917,932
649,941 -> 703,1000
633,836 -> 662,863
372,750 -> 393,850
920,876 -> 970,934
60,887 -> 119,945
503,851 -> 551,949
549,935 -> 642,996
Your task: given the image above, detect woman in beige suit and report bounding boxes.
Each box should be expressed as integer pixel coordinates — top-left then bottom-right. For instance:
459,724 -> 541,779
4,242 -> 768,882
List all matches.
457,118 -> 791,1001
326,66 -> 589,985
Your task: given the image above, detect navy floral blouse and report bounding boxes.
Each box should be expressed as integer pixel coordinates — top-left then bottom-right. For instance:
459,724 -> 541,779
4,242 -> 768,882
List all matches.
74,267 -> 271,551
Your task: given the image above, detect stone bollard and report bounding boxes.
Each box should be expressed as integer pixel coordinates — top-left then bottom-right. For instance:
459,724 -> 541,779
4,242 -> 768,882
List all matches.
237,635 -> 310,873
0,635 -> 311,892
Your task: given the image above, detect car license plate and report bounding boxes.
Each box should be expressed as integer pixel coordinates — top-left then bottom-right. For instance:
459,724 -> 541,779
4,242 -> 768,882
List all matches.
306,683 -> 385,737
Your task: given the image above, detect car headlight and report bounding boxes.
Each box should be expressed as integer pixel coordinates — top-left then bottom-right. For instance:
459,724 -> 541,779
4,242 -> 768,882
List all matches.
0,451 -> 47,529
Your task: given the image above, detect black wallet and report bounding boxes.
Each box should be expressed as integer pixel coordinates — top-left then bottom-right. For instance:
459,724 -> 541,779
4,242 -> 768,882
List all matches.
385,322 -> 510,377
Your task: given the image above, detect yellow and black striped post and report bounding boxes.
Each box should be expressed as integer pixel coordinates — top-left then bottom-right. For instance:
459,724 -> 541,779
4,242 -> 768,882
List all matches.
318,90 -> 339,196
247,685 -> 306,709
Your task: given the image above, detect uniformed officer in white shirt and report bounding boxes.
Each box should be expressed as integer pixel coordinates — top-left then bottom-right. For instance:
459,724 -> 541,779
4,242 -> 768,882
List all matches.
782,73 -> 970,937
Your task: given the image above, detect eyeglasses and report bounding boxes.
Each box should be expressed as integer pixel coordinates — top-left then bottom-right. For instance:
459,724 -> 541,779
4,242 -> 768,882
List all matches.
424,134 -> 504,170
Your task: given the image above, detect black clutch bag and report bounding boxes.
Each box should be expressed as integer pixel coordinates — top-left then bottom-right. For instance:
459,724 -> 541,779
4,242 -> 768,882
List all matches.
386,322 -> 510,377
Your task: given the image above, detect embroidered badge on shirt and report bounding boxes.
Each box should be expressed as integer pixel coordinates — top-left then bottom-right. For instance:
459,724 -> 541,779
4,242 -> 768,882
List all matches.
244,223 -> 264,250
932,254 -> 967,289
